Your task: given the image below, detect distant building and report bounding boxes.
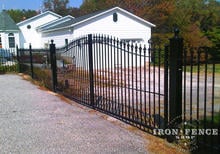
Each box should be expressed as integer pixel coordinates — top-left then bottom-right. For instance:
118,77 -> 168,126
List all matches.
0,10 -> 20,49
17,7 -> 155,49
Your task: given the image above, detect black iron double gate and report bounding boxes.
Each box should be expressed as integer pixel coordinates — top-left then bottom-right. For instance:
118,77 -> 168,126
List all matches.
17,31 -> 219,152
53,34 -> 169,131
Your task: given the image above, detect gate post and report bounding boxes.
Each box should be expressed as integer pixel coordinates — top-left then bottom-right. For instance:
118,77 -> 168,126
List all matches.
164,44 -> 169,128
50,40 -> 57,92
88,34 -> 95,107
16,45 -> 21,73
29,44 -> 34,79
169,28 -> 183,123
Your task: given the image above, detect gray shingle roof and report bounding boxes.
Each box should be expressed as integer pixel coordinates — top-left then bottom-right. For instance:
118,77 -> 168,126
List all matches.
72,9 -> 106,24
39,9 -> 105,32
43,18 -> 75,31
0,10 -> 20,32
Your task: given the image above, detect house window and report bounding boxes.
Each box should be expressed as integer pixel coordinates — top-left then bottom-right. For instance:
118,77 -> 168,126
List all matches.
8,33 -> 15,48
65,39 -> 68,45
0,34 -> 2,48
113,12 -> 118,22
27,25 -> 31,29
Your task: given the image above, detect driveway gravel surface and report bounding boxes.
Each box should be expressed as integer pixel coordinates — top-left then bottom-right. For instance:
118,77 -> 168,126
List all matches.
0,74 -> 148,154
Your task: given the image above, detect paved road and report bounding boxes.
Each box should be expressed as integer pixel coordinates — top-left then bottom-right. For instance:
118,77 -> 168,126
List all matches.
0,74 -> 148,154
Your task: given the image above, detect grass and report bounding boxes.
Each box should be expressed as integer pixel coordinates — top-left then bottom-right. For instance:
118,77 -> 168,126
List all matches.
185,64 -> 220,74
0,63 -> 18,74
188,112 -> 220,154
214,64 -> 220,73
32,67 -> 52,89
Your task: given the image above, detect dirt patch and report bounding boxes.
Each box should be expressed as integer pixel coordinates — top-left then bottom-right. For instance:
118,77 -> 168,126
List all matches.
125,126 -> 187,154
96,111 -> 186,154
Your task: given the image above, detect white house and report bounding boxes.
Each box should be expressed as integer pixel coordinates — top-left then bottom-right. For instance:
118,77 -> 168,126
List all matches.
17,11 -> 61,48
40,7 -> 155,47
17,7 -> 155,49
0,10 -> 20,49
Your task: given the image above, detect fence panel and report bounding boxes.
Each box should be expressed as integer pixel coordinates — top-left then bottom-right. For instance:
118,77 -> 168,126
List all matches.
91,35 -> 167,131
56,36 -> 91,105
0,48 -> 17,73
17,47 -> 52,89
182,47 -> 220,152
54,34 -> 168,132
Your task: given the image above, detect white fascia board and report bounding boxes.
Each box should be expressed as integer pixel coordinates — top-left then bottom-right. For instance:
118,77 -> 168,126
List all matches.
115,7 -> 156,27
69,7 -> 156,28
37,15 -> 75,32
41,25 -> 72,33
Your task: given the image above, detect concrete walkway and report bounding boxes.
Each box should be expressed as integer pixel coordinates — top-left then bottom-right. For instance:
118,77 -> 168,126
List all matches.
0,74 -> 149,154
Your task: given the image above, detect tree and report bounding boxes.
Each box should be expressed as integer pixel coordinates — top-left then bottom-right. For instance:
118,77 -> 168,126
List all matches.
68,7 -> 81,17
140,0 -> 175,32
7,9 -> 38,23
43,0 -> 69,16
79,0 -> 165,16
206,26 -> 220,59
166,0 -> 218,47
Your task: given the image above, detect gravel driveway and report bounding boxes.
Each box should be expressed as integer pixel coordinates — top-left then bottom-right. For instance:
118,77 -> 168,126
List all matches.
0,74 -> 148,154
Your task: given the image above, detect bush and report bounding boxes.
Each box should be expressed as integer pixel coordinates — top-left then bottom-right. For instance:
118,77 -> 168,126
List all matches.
0,63 -> 18,73
33,67 -> 52,89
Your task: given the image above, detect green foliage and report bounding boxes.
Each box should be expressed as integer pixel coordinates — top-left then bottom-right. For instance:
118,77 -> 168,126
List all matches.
185,64 -> 220,74
43,0 -> 70,16
79,0 -> 220,49
7,9 -> 38,23
4,0 -> 220,50
195,112 -> 220,153
0,63 -> 18,74
33,67 -> 52,89
0,65 -> 6,74
150,46 -> 166,66
206,26 -> 220,50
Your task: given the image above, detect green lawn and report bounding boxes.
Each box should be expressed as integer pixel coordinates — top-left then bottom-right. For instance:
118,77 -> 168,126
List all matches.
185,64 -> 220,74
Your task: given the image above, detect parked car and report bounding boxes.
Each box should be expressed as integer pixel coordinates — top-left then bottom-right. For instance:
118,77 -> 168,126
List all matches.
0,49 -> 13,60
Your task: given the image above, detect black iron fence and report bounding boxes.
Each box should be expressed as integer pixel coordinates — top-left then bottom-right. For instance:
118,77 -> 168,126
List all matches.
0,48 -> 18,73
182,47 -> 220,152
15,32 -> 220,153
17,46 -> 52,89
54,35 -> 168,132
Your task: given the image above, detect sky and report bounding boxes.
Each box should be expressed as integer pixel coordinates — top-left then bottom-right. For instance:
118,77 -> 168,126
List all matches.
0,0 -> 83,10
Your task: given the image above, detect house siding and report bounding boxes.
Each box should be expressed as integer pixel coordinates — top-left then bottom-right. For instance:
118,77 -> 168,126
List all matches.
0,32 -> 6,48
41,10 -> 152,48
42,29 -> 73,48
74,11 -> 151,44
0,32 -> 20,49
